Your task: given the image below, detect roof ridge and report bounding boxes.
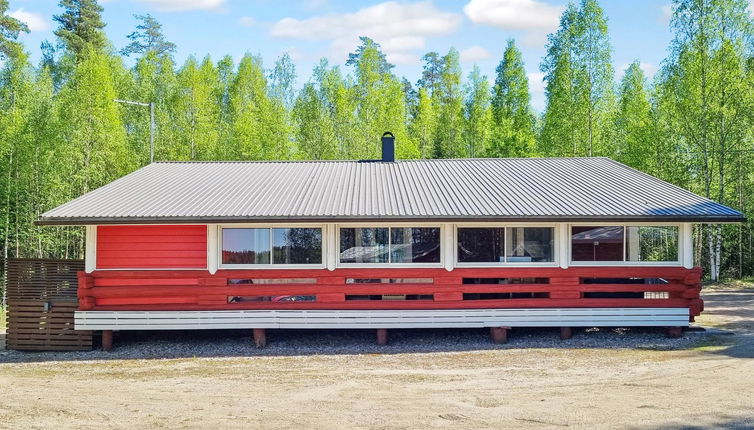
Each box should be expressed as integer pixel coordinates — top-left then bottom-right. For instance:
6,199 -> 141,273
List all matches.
151,157 -> 610,164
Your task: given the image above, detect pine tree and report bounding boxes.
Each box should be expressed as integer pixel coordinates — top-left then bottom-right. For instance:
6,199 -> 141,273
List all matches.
463,66 -> 491,157
120,14 -> 176,58
53,0 -> 107,57
417,52 -> 443,96
0,0 -> 29,60
489,39 -> 536,157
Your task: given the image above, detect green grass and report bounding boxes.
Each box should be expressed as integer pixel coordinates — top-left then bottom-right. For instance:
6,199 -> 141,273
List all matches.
0,305 -> 5,331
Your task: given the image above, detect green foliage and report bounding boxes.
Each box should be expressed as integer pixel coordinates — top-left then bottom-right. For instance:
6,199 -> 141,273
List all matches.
53,0 -> 107,57
3,0 -> 754,287
489,39 -> 536,157
120,14 -> 176,58
0,0 -> 29,60
540,0 -> 614,156
613,61 -> 654,171
432,48 -> 464,158
463,66 -> 491,157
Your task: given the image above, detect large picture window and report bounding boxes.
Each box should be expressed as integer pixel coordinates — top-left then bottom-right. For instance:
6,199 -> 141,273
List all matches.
222,227 -> 322,266
339,227 -> 440,264
457,227 -> 554,264
571,225 -> 679,263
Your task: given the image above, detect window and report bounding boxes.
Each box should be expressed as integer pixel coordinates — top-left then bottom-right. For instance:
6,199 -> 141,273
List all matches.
390,227 -> 441,263
457,227 -> 554,264
571,225 -> 680,263
222,228 -> 270,264
571,226 -> 624,262
458,228 -> 505,263
505,227 -> 554,262
626,226 -> 678,262
221,227 -> 322,266
339,227 -> 441,264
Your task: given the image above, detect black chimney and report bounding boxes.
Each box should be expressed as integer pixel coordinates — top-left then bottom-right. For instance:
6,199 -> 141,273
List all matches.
381,132 -> 395,162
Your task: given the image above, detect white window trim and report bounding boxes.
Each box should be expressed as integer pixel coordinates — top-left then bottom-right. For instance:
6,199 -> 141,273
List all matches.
567,222 -> 684,267
335,223 -> 445,269
453,222 -> 560,268
217,223 -> 327,270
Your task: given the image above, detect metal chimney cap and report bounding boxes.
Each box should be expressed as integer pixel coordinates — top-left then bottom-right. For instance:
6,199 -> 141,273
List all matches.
381,131 -> 395,162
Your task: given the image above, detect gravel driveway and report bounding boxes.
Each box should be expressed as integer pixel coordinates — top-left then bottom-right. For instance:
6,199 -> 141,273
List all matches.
0,288 -> 752,429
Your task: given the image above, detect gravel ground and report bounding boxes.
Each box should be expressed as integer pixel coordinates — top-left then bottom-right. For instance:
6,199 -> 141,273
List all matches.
0,325 -> 712,363
0,289 -> 751,429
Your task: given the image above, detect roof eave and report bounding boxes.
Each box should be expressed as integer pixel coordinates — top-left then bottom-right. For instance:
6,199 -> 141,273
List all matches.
35,214 -> 747,226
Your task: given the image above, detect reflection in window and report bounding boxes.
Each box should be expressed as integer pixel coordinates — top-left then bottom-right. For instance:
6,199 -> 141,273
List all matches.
457,228 -> 505,263
505,227 -> 554,262
571,226 -> 625,262
222,227 -> 322,265
626,226 -> 678,262
339,227 -> 441,264
273,228 -> 322,264
339,228 -> 389,263
222,228 -> 270,264
390,227 -> 441,263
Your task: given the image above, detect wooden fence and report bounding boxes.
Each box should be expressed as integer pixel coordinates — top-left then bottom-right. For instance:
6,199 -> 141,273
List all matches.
6,259 -> 92,351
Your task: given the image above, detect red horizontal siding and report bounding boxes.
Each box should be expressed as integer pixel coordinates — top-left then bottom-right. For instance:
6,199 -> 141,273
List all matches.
77,266 -> 704,320
96,225 -> 207,269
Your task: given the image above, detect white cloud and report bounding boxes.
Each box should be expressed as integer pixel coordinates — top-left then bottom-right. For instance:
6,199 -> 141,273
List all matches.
463,0 -> 563,47
9,8 -> 50,32
135,0 -> 226,12
459,45 -> 491,63
270,1 -> 461,65
239,16 -> 255,27
527,71 -> 545,112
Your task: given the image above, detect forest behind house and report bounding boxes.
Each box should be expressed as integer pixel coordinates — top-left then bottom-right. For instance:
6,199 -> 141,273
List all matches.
1,0 -> 753,300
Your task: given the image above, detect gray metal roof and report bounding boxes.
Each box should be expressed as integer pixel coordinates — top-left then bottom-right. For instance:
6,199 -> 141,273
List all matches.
38,157 -> 744,225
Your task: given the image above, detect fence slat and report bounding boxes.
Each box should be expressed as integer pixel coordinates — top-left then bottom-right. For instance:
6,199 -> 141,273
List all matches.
5,259 -> 92,351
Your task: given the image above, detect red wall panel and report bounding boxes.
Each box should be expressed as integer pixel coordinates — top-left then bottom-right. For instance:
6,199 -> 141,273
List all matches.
96,225 -> 207,269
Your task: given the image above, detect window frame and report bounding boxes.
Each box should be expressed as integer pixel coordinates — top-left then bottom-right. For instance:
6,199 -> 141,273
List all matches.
335,223 -> 445,268
218,224 -> 327,269
453,223 -> 560,268
567,222 -> 683,267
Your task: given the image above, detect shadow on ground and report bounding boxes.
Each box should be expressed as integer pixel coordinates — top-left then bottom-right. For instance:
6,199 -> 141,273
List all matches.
0,325 -> 709,364
2,288 -> 752,364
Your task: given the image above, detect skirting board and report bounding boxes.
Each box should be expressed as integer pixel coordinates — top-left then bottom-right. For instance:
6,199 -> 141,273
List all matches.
75,308 -> 690,330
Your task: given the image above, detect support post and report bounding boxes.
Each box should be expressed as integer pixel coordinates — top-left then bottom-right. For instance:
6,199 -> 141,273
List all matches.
376,328 -> 388,346
253,329 -> 267,348
560,327 -> 573,340
666,327 -> 683,338
490,327 -> 508,344
102,330 -> 113,351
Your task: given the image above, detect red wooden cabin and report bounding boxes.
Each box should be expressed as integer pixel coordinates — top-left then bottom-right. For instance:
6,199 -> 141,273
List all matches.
39,136 -> 743,347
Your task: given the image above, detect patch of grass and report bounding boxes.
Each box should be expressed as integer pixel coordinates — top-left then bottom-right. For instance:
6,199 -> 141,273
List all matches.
703,279 -> 754,290
0,305 -> 5,331
692,335 -> 735,352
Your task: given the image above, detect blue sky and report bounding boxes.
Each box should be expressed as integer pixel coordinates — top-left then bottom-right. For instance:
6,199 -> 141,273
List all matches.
8,0 -> 681,110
